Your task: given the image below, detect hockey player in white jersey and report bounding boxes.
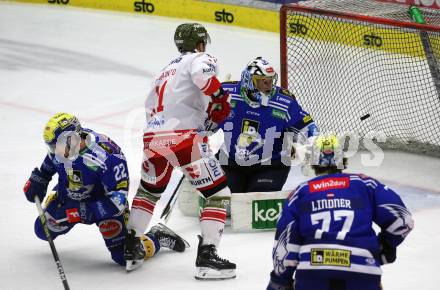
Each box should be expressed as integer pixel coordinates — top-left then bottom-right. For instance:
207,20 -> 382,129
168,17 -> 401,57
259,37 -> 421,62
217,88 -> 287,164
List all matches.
124,23 -> 236,280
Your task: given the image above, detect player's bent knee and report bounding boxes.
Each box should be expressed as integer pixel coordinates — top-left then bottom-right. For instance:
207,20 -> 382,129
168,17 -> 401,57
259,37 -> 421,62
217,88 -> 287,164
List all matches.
34,217 -> 65,241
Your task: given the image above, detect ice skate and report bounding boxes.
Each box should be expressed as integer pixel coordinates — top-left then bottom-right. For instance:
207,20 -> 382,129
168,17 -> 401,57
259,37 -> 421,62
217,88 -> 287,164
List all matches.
149,223 -> 190,252
195,235 -> 236,280
124,230 -> 146,272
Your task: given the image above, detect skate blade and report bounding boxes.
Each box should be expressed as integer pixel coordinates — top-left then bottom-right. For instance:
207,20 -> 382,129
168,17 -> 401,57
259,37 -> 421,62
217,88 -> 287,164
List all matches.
195,267 -> 236,280
126,259 -> 144,272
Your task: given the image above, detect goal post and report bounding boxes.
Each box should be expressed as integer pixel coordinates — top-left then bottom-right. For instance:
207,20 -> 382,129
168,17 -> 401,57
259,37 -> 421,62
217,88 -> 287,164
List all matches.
280,0 -> 440,156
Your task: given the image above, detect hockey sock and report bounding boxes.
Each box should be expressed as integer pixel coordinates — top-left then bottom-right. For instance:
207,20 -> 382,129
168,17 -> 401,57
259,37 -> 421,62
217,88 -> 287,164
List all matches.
200,207 -> 226,247
128,184 -> 160,237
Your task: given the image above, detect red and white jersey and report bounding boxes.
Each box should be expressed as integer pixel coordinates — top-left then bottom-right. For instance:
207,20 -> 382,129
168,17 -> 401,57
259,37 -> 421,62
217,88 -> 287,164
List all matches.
144,52 -> 219,133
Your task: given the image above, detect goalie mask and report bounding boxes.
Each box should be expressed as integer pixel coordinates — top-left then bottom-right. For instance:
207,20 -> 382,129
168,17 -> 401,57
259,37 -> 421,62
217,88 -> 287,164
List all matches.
43,112 -> 82,160
310,134 -> 345,170
240,57 -> 278,107
174,23 -> 211,53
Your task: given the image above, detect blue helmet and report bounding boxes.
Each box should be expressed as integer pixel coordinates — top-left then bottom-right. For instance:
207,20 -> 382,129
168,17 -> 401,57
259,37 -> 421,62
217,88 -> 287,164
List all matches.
240,57 -> 278,105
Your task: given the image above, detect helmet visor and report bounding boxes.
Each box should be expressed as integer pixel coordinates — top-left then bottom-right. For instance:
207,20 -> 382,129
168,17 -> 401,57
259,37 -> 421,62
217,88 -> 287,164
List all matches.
46,131 -> 81,160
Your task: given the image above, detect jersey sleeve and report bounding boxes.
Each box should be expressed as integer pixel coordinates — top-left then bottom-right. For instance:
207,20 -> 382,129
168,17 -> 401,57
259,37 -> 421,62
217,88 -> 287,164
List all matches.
372,179 -> 414,247
96,135 -> 129,195
190,53 -> 221,96
40,154 -> 57,177
269,188 -> 302,285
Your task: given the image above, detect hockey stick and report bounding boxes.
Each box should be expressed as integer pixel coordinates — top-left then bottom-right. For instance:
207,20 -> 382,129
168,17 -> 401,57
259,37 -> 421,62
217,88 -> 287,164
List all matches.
34,196 -> 70,290
160,174 -> 185,223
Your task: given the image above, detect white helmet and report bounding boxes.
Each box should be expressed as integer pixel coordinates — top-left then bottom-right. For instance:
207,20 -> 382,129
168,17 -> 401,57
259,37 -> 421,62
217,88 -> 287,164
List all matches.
240,57 -> 278,106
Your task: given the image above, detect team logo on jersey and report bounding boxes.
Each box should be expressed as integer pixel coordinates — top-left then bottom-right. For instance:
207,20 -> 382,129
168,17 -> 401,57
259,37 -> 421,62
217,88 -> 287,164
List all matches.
67,169 -> 83,191
239,119 -> 259,147
99,219 -> 123,239
309,177 -> 350,193
311,248 -> 351,267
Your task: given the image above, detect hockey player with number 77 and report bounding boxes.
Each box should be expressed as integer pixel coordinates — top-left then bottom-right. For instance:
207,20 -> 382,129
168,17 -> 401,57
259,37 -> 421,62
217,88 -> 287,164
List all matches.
266,135 -> 414,290
124,23 -> 236,279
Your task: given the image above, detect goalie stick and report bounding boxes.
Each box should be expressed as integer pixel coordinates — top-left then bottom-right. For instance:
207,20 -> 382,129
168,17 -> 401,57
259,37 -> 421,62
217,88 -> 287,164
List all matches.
34,196 -> 70,290
160,174 -> 185,223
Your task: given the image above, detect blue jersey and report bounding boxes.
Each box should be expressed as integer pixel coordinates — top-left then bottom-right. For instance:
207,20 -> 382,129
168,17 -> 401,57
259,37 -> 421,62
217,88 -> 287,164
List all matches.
219,81 -> 317,166
39,128 -> 129,202
271,173 -> 413,283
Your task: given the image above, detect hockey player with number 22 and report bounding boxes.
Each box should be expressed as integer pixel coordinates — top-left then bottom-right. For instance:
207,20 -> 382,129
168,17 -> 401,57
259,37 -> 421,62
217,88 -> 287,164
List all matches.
124,23 -> 236,280
23,113 -> 187,268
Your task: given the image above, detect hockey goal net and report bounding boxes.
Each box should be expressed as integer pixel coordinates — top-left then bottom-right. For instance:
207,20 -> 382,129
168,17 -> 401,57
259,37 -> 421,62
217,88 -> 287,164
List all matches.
280,0 -> 440,156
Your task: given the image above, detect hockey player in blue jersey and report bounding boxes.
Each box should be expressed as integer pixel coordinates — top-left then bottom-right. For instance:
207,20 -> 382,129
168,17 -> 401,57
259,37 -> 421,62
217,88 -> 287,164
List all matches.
23,113 -> 188,267
217,57 -> 318,192
266,135 -> 414,290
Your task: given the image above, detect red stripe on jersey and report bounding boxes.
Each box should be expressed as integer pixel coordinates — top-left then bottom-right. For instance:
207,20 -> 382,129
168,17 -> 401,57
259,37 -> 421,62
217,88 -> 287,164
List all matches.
132,198 -> 156,214
200,208 -> 226,223
202,76 -> 221,96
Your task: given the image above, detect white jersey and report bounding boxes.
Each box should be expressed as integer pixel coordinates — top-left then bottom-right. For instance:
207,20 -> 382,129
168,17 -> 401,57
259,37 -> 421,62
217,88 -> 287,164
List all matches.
144,52 -> 219,133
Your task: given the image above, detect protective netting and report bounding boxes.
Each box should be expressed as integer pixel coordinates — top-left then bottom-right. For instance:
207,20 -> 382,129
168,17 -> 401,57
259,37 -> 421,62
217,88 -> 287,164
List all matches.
281,0 -> 440,156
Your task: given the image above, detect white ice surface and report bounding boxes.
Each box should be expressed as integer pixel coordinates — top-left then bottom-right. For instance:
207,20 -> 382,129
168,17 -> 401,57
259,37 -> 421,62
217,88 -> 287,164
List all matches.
1,2 -> 439,290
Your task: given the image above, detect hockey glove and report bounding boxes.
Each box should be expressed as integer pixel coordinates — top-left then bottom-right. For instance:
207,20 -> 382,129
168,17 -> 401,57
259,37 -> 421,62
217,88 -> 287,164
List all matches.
207,88 -> 231,124
378,232 -> 397,264
23,167 -> 51,203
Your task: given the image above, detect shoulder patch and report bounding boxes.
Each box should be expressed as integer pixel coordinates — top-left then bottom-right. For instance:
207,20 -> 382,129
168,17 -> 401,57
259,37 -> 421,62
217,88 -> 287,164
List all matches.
98,142 -> 113,154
